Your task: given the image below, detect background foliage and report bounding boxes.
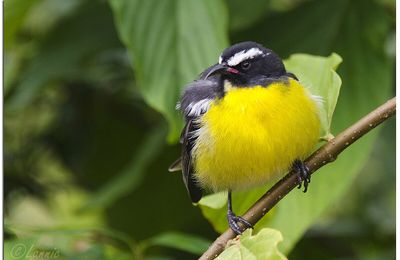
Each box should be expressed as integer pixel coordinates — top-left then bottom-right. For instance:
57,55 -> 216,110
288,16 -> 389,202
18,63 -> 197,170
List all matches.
5,0 -> 395,259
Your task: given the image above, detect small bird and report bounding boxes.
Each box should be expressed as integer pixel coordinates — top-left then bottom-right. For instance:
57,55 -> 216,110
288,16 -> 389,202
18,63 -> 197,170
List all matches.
169,41 -> 321,234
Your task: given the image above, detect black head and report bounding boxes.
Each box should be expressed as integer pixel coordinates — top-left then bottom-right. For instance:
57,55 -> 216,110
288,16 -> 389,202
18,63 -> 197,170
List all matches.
205,41 -> 289,87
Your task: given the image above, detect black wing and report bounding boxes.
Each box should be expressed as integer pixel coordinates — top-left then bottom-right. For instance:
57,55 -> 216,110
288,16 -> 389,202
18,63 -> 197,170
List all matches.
180,120 -> 202,202
173,71 -> 223,203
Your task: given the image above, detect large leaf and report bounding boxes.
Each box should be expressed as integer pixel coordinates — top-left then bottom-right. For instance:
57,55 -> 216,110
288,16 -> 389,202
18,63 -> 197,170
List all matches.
200,0 -> 393,253
216,229 -> 286,260
84,128 -> 166,210
4,0 -> 39,49
226,0 -> 270,31
5,1 -> 121,110
108,0 -> 229,142
23,0 -> 85,36
141,232 -> 211,255
284,53 -> 342,139
226,0 -> 311,32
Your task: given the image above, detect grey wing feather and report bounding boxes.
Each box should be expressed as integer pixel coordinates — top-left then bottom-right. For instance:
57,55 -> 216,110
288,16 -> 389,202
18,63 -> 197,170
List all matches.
179,77 -> 222,119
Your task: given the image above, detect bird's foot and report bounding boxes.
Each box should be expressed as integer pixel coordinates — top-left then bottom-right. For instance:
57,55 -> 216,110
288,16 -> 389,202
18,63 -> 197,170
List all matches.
227,210 -> 253,235
293,159 -> 311,193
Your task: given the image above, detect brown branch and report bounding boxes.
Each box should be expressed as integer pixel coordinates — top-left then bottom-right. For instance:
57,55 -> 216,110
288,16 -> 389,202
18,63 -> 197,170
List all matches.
200,97 -> 396,260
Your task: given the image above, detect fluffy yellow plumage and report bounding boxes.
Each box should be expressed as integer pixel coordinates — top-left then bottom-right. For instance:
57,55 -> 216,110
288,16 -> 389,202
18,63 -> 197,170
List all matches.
193,79 -> 321,191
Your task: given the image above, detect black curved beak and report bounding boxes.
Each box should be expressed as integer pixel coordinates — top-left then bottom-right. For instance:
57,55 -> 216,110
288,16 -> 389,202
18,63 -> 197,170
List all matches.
204,63 -> 229,79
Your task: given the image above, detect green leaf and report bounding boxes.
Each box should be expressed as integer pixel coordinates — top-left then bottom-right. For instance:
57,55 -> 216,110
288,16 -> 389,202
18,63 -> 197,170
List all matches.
216,229 -> 286,260
5,1 -> 121,110
23,0 -> 85,36
5,51 -> 23,95
226,0 -> 270,31
198,191 -> 227,209
108,0 -> 229,142
142,232 -> 211,255
83,128 -> 166,210
4,0 -> 39,49
284,53 -> 342,139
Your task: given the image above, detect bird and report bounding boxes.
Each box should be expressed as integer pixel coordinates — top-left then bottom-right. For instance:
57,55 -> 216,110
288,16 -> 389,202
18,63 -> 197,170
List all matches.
169,41 -> 321,234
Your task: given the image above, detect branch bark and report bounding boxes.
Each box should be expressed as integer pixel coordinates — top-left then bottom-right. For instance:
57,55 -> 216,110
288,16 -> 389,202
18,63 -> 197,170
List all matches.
200,97 -> 396,260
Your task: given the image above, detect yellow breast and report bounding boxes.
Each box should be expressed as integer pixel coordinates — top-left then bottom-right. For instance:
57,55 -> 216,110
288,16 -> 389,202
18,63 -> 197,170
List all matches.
193,79 -> 320,191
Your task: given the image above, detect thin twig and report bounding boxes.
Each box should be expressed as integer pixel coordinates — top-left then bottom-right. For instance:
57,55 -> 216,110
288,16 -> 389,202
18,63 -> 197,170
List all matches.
200,97 -> 396,260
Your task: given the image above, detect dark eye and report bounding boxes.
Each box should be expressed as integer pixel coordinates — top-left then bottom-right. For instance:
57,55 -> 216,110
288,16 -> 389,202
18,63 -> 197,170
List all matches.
241,62 -> 251,70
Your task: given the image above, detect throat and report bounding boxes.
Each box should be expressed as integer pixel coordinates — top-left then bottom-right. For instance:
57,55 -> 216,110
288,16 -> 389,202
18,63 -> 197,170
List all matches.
223,80 -> 236,92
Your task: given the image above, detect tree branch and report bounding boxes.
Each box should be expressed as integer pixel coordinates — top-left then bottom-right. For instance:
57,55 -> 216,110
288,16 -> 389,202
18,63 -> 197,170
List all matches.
200,97 -> 396,260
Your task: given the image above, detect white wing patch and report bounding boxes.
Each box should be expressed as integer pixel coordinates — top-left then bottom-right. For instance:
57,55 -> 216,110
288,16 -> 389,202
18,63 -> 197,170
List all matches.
226,47 -> 264,66
185,99 -> 212,117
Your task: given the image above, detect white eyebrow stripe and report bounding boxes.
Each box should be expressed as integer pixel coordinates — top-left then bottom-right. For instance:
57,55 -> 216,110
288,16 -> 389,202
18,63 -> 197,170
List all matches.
226,47 -> 264,66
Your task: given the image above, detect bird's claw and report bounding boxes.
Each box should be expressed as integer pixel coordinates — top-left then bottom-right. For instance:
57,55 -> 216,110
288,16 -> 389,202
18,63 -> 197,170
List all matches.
293,160 -> 311,193
227,211 -> 253,235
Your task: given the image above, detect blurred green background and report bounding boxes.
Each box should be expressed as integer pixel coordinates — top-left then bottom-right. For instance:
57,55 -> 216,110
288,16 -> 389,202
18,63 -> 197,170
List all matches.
4,0 -> 395,259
